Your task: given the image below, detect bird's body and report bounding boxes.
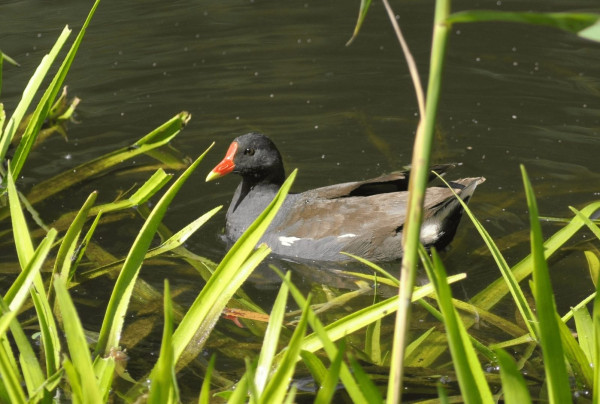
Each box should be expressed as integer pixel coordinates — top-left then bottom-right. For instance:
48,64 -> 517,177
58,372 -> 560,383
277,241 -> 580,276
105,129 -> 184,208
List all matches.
207,132 -> 484,262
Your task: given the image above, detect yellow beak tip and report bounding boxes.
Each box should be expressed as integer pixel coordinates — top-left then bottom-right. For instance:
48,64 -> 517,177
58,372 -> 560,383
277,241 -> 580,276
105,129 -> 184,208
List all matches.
205,170 -> 221,182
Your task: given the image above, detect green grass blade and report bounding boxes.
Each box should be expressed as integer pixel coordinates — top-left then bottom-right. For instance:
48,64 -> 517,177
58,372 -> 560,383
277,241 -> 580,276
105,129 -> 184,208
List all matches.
424,248 -> 494,404
30,289 -> 61,378
71,211 -> 103,276
300,350 -> 327,386
198,354 -> 216,404
226,374 -> 248,404
435,173 -> 538,338
297,273 -> 465,355
346,0 -> 373,46
10,0 -> 101,178
593,278 -> 600,404
314,339 -> 344,404
255,272 -> 290,394
170,169 -> 297,363
572,305 -> 594,365
0,26 -> 71,164
148,280 -> 179,404
18,111 -> 189,210
92,357 -> 115,403
272,266 -> 366,403
3,229 -> 55,315
585,251 -> 600,287
520,165 -> 572,404
7,165 -> 34,267
145,206 -> 222,259
570,206 -> 600,240
96,143 -> 213,356
348,354 -> 384,404
342,252 -> 400,286
54,277 -> 103,404
61,358 -> 83,404
0,341 -> 26,404
54,191 -> 97,286
80,206 -> 221,280
494,348 -> 532,404
447,11 -> 600,42
556,314 -> 593,387
261,296 -> 311,403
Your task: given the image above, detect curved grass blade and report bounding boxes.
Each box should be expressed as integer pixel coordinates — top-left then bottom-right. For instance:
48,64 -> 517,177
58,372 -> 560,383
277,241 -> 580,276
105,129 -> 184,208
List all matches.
30,289 -> 62,379
53,191 -> 97,288
434,172 -> 537,338
521,165 -> 572,404
297,273 -> 466,355
148,280 -> 179,404
272,266 -> 366,403
15,111 -> 190,211
424,249 -> 494,404
54,277 -> 103,404
226,374 -> 248,404
95,143 -> 213,356
314,338 -> 344,404
79,206 -> 221,280
556,314 -> 593,387
447,11 -> 600,42
0,340 -> 26,404
494,348 -> 532,404
572,304 -> 594,363
169,169 -> 297,364
0,27 -> 71,165
198,354 -> 216,404
261,295 -> 311,403
341,252 -> 400,286
10,0 -> 102,178
346,0 -> 373,46
593,280 -> 600,404
255,271 -> 291,395
0,232 -> 55,401
300,350 -> 327,386
570,206 -> 600,241
585,250 -> 600,287
348,353 -> 384,404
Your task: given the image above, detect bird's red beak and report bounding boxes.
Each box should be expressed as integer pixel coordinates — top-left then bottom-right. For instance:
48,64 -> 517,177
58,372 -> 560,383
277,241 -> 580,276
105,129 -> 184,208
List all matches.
206,141 -> 238,182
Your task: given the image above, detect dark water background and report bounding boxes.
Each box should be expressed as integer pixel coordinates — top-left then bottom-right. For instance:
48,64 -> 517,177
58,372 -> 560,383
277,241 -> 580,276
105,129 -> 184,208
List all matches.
2,0 -> 600,395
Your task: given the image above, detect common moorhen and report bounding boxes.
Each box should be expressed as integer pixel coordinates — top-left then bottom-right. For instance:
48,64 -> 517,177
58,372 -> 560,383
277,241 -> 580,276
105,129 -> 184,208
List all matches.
206,132 -> 485,262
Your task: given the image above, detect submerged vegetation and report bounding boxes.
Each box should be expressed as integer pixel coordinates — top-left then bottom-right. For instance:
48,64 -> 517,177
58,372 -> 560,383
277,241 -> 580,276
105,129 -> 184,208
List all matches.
0,0 -> 599,403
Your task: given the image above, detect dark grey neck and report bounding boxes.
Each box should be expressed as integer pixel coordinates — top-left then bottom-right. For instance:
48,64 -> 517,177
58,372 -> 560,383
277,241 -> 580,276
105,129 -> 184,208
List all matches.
230,171 -> 284,215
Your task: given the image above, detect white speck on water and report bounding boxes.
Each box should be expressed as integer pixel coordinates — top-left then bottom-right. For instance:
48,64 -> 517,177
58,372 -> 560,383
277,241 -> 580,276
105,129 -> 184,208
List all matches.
511,115 -> 517,119
279,236 -> 301,247
314,125 -> 319,129
269,93 -> 274,98
64,154 -> 72,160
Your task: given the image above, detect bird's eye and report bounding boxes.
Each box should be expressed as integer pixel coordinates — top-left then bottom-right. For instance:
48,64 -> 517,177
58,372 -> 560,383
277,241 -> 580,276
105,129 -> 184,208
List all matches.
244,148 -> 255,156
